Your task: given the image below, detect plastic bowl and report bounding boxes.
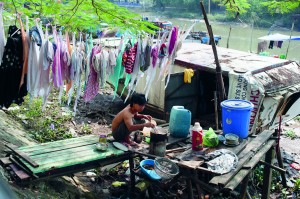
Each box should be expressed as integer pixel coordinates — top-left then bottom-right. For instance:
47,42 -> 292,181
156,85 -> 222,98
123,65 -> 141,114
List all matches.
225,133 -> 239,144
140,159 -> 161,180
154,157 -> 179,180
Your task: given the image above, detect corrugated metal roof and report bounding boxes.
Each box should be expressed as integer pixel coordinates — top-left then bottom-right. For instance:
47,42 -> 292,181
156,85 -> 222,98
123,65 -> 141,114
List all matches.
174,42 -> 300,95
174,43 -> 292,75
254,62 -> 300,94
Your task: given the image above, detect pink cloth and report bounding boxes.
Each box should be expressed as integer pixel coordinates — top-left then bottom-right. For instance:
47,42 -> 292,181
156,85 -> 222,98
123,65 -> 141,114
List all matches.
83,47 -> 101,102
52,37 -> 63,88
151,45 -> 159,67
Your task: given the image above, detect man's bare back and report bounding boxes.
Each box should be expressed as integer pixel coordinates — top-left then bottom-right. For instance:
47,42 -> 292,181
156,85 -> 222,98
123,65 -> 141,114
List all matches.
112,105 -> 134,132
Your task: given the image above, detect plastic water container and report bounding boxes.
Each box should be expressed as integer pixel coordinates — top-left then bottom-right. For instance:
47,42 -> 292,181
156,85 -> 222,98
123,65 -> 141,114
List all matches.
169,106 -> 191,138
221,99 -> 254,139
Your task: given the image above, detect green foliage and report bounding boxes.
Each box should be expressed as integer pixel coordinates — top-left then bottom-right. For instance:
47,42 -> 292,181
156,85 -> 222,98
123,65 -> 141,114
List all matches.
261,0 -> 300,14
81,123 -> 92,134
2,0 -> 157,34
213,0 -> 251,16
252,164 -> 281,191
213,0 -> 300,16
7,93 -> 73,143
285,129 -> 297,139
293,178 -> 300,191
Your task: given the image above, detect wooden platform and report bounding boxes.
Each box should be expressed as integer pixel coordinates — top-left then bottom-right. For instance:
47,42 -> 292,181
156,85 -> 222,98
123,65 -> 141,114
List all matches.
3,135 -> 128,179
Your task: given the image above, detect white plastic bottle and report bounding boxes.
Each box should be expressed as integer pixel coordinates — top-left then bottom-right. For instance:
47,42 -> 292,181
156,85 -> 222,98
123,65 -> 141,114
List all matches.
192,122 -> 203,151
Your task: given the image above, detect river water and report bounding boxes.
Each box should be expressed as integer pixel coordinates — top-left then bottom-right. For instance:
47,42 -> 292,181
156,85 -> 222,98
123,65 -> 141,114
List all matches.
151,17 -> 300,62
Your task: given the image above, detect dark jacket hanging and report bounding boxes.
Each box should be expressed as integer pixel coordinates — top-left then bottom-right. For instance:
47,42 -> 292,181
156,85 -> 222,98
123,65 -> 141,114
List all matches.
0,25 -> 26,108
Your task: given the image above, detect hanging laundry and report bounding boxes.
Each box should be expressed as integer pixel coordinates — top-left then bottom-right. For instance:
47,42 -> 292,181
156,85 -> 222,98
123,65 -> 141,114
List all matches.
124,38 -> 142,103
257,41 -> 268,53
68,33 -> 84,114
122,40 -> 132,67
158,43 -> 167,59
18,15 -> 29,89
108,48 -> 117,75
151,45 -> 159,68
0,25 -> 24,108
27,21 -> 42,98
140,43 -> 151,72
52,27 -> 63,88
93,49 -> 109,88
184,69 -> 194,83
82,46 -> 101,102
0,3 -> 6,64
277,41 -> 283,48
268,40 -> 274,49
39,24 -> 54,111
165,26 -> 179,89
108,36 -> 126,98
125,42 -> 138,74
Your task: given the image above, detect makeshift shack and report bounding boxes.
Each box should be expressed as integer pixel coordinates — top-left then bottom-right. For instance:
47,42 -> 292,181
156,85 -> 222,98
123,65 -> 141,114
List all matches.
118,42 -> 300,133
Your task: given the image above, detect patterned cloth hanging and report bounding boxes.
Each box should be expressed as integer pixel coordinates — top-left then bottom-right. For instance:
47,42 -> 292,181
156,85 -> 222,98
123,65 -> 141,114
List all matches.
0,25 -> 25,108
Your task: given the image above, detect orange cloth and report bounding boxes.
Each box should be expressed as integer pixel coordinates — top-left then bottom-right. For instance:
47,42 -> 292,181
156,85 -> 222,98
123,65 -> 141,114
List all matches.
19,17 -> 29,88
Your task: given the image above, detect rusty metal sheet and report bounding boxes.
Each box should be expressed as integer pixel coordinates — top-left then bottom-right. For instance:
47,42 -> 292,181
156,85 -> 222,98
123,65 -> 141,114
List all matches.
254,62 -> 300,94
175,43 -> 291,75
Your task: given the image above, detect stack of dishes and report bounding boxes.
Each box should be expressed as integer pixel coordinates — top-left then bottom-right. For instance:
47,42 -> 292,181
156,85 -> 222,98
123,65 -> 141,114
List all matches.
224,133 -> 240,146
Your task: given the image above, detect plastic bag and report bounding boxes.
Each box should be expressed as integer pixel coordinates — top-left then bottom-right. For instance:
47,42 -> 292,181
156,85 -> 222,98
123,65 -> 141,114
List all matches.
203,128 -> 219,147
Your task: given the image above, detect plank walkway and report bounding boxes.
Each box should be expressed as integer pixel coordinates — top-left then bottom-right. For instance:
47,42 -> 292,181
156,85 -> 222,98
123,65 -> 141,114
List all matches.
7,135 -> 126,177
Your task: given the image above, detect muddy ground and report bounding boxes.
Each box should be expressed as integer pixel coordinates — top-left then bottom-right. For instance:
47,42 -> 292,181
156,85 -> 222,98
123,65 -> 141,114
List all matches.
0,86 -> 300,198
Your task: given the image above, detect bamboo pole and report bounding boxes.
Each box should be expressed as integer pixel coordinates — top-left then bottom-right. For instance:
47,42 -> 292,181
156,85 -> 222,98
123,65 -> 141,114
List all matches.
226,25 -> 232,49
285,18 -> 295,59
200,1 -> 226,103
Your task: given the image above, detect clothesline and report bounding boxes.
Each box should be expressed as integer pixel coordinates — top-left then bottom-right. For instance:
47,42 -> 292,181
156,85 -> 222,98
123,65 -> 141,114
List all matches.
0,3 -> 197,114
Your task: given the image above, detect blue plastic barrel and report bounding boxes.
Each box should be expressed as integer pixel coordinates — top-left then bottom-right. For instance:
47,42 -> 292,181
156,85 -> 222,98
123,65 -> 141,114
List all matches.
221,99 -> 254,139
169,106 -> 191,138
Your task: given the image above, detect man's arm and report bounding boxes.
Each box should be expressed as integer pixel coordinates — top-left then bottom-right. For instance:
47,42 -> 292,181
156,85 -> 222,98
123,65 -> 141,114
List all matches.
134,113 -> 152,121
125,114 -> 155,132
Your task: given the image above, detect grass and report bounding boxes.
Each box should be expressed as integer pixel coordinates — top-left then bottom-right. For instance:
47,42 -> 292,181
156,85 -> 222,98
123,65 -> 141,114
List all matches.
285,129 -> 297,139
7,90 -> 79,143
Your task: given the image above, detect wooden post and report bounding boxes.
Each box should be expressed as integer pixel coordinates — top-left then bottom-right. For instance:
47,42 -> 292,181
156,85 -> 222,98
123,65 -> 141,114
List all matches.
227,25 -> 232,49
261,146 -> 274,199
200,1 -> 226,105
129,154 -> 135,194
276,117 -> 287,187
214,91 -> 219,130
250,20 -> 254,53
239,173 -> 250,199
285,18 -> 294,59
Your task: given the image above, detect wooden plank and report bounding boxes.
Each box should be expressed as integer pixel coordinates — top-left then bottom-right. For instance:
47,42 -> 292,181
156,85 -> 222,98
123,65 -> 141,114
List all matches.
26,144 -> 102,162
18,144 -> 125,175
5,144 -> 39,168
27,144 -> 114,165
18,135 -> 98,154
9,164 -> 31,180
225,140 -> 275,190
243,140 -> 275,169
167,135 -> 190,147
262,147 -> 274,199
209,130 -> 274,186
25,139 -> 98,157
21,144 -> 121,171
227,138 -> 248,155
0,157 -> 12,166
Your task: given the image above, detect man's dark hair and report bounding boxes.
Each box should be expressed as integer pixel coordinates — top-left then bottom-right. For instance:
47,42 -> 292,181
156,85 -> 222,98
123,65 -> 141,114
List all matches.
130,93 -> 147,107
